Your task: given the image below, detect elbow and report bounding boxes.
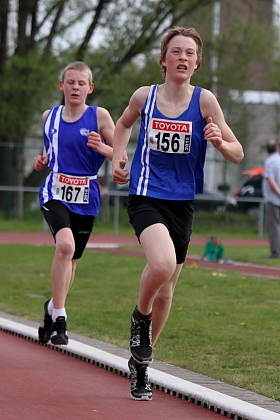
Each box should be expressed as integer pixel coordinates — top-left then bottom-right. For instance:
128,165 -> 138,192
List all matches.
233,150 -> 244,164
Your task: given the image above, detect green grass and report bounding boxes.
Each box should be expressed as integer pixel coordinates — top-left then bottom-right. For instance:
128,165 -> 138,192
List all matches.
1,205 -> 278,399
0,243 -> 280,401
193,210 -> 264,239
0,202 -> 134,234
188,244 -> 280,266
0,206 -> 265,238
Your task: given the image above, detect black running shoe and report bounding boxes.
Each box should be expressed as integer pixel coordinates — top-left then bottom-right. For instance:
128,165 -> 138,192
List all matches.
50,316 -> 69,345
38,299 -> 52,344
128,356 -> 152,401
130,307 -> 153,364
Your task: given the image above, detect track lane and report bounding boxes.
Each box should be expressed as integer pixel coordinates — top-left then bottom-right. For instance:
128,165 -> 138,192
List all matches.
0,331 -> 223,420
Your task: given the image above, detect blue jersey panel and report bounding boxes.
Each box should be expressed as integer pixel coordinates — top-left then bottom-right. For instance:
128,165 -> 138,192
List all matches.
129,85 -> 207,200
39,106 -> 106,216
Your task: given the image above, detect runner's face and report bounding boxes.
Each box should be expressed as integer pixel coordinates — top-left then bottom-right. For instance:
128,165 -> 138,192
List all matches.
60,70 -> 94,106
162,35 -> 198,81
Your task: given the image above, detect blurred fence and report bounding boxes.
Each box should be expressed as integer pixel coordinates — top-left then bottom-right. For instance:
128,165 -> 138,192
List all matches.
0,141 -> 266,235
0,185 -> 266,238
234,196 -> 265,239
0,185 -> 128,234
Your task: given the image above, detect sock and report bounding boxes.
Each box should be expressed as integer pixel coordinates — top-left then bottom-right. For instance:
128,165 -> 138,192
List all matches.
135,306 -> 152,321
47,298 -> 53,316
52,308 -> 67,322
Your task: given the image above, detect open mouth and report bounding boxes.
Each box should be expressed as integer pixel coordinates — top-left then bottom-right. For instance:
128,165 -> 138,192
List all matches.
177,65 -> 187,70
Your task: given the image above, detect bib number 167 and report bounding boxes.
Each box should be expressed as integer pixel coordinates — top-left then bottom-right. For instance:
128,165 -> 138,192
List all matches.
54,174 -> 90,204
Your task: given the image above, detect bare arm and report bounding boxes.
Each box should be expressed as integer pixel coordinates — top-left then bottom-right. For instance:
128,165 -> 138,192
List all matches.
33,111 -> 50,171
96,107 -> 114,148
33,148 -> 48,170
200,89 -> 244,164
87,131 -> 114,160
87,107 -> 114,160
112,86 -> 149,184
87,107 -> 128,161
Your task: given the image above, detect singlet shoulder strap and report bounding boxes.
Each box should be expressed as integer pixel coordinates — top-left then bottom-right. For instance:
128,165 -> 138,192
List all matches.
191,86 -> 202,101
142,84 -> 158,117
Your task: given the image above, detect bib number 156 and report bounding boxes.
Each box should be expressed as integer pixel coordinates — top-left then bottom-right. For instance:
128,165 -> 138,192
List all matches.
150,132 -> 191,154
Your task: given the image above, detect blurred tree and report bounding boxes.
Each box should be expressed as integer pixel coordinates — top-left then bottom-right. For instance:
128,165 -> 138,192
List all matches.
0,0 -> 276,218
0,0 -> 218,218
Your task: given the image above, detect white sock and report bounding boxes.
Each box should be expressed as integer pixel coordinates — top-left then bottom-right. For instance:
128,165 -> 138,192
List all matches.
47,299 -> 53,316
52,308 -> 67,322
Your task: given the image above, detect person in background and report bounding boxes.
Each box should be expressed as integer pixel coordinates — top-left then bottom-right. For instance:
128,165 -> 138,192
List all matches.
33,61 -> 124,346
112,26 -> 243,401
262,140 -> 280,258
203,236 -> 225,263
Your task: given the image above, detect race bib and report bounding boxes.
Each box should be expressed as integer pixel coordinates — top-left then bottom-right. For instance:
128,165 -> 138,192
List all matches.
149,118 -> 192,154
54,173 -> 90,204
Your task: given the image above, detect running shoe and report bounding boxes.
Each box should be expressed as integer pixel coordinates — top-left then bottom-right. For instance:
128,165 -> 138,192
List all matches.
130,307 -> 153,364
38,299 -> 52,344
128,356 -> 152,401
50,316 -> 69,345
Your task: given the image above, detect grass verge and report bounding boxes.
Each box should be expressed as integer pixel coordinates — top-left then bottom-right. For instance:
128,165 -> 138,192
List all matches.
0,206 -> 265,238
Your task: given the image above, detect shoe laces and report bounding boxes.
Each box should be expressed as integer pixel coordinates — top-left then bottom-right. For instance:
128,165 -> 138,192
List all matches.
139,319 -> 152,347
136,365 -> 151,390
53,317 -> 66,334
131,316 -> 152,347
129,360 -> 151,391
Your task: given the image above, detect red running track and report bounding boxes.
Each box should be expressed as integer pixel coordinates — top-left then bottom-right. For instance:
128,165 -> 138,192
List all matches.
0,331 -> 223,420
0,231 -> 270,247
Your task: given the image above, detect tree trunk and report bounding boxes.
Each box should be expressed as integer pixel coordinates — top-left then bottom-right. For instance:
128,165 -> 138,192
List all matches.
13,147 -> 24,219
0,144 -> 14,215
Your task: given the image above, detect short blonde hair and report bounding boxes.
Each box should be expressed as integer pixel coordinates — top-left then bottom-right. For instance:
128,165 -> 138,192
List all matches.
159,27 -> 203,78
61,61 -> 93,84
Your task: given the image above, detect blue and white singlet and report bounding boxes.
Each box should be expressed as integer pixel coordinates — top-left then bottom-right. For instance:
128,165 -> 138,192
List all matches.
129,85 -> 207,200
39,105 -> 106,216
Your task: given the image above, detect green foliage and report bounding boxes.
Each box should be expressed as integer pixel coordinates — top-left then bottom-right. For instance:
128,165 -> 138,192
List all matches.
1,0 -> 279,220
1,0 -> 277,146
0,51 -> 59,143
86,52 -> 162,120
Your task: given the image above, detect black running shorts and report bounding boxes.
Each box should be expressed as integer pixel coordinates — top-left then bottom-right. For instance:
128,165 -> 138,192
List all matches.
127,195 -> 194,264
41,200 -> 95,259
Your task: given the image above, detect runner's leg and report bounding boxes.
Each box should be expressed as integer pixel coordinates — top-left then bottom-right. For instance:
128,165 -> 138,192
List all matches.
137,223 -> 177,316
151,263 -> 183,345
